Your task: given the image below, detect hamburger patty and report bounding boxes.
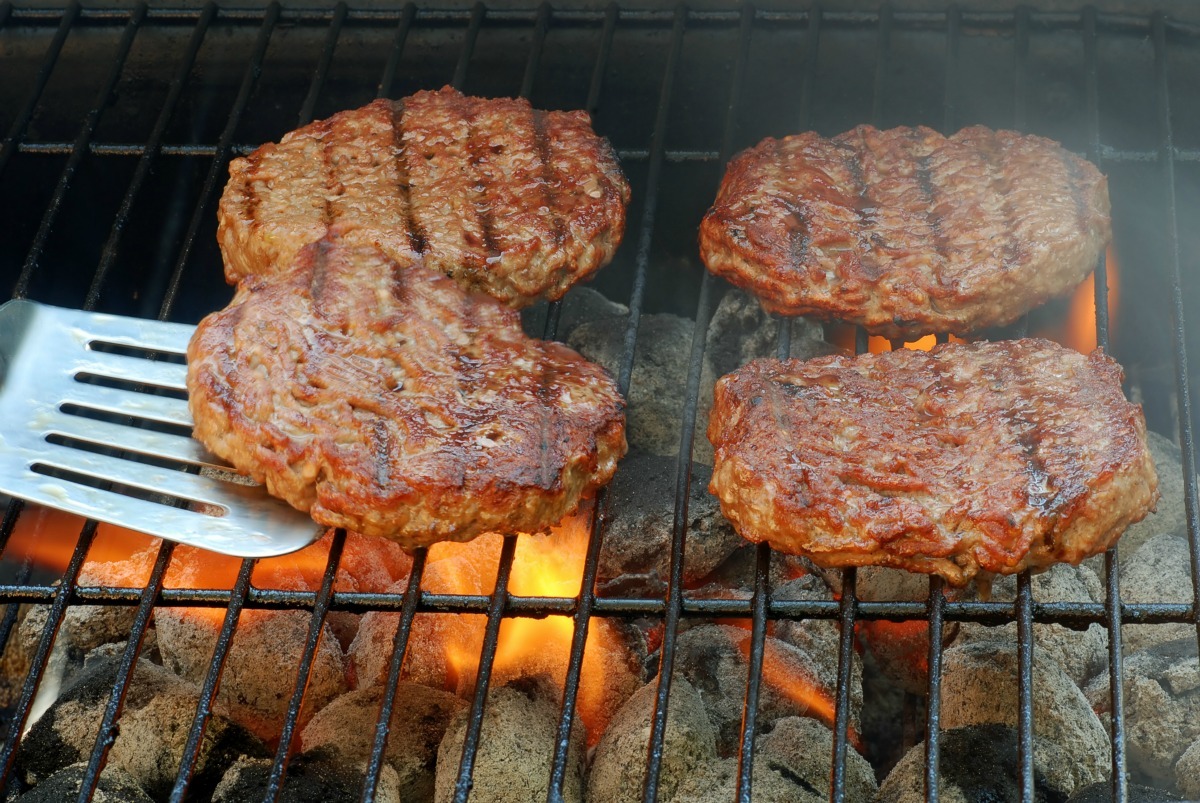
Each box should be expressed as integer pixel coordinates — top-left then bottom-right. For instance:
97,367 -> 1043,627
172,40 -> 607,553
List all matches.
187,239 -> 627,547
707,340 -> 1157,585
699,126 -> 1111,339
218,87 -> 630,307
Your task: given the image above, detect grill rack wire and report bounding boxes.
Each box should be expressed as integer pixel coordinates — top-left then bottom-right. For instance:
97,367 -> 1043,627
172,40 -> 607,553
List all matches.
0,3 -> 1199,802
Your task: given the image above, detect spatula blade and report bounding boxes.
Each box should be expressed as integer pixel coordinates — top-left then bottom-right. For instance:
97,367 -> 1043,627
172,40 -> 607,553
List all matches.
0,300 -> 323,558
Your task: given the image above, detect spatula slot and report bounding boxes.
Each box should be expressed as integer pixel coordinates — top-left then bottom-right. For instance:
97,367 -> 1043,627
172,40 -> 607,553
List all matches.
29,463 -> 227,519
45,432 -> 203,475
73,372 -> 188,401
87,340 -> 187,365
59,402 -> 193,439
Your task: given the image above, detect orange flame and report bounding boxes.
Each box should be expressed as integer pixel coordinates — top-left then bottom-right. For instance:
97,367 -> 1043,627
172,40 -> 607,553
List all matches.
423,506 -> 621,742
733,630 -> 864,752
5,505 -> 409,596
868,333 -> 966,354
1060,245 -> 1120,354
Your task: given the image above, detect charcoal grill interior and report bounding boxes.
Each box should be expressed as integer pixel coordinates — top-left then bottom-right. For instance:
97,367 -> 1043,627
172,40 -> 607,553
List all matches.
2,3 -> 1200,802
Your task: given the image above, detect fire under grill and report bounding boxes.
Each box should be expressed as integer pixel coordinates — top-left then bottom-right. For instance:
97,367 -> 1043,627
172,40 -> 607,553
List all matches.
2,2 -> 1200,802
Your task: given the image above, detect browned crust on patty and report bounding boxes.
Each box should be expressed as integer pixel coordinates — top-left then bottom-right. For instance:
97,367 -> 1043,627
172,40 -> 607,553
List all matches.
217,87 -> 630,308
706,340 -> 1157,585
187,240 -> 627,547
699,126 -> 1112,339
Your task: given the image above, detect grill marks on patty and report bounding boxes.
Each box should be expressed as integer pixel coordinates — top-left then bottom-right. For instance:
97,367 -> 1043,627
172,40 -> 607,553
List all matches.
218,87 -> 629,307
188,241 -> 627,547
700,125 -> 1111,338
706,340 -> 1158,586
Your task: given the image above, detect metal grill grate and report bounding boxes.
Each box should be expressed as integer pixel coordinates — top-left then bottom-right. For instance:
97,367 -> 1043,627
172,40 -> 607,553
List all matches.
1,4 -> 1199,802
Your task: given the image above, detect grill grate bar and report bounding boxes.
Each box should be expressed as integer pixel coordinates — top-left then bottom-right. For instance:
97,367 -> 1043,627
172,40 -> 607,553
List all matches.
361,548 -> 428,802
872,4 -> 892,126
359,18 -> 426,798
830,568 -> 859,803
76,540 -> 175,803
85,2 -> 216,312
586,3 -> 618,116
620,6 -> 686,800
924,576 -> 947,803
443,14 -> 536,798
686,8 -> 757,799
1011,14 -> 1038,801
546,492 -> 608,802
1154,13 -> 1200,660
736,543 -> 771,801
265,530 -> 348,800
1082,9 -> 1129,800
155,2 -> 280,321
17,140 -> 1200,166
297,1 -> 348,128
168,558 -> 257,803
453,2 -> 486,92
0,1 -> 78,182
544,6 -> 620,798
0,521 -> 96,794
520,3 -> 552,100
0,584 -> 1193,625
452,535 -> 518,803
376,3 -> 417,99
1015,574 -> 1036,801
13,3 -> 146,302
6,6 -> 1200,37
1014,6 -> 1030,130
923,14 -> 964,798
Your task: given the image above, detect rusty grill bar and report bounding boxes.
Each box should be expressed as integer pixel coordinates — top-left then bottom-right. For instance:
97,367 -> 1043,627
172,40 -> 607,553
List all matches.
1,4 -> 1199,803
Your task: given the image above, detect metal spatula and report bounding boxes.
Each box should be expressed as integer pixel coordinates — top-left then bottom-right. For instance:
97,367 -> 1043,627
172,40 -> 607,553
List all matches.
0,300 -> 323,558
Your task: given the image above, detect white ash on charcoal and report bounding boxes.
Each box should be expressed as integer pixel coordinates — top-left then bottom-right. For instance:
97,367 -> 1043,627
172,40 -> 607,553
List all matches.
670,716 -> 876,803
853,568 -> 961,696
1065,781 -> 1184,803
18,598 -> 141,681
705,289 -> 835,380
953,564 -> 1108,688
211,752 -> 403,803
570,312 -> 718,463
1119,533 -> 1197,655
1175,739 -> 1200,800
759,573 -> 844,696
939,641 -> 1109,795
13,763 -> 153,803
876,724 -> 1075,803
656,623 -> 859,758
301,683 -> 465,802
155,608 -> 347,745
1112,431 -> 1190,564
587,675 -> 716,803
16,655 -> 267,800
1084,638 -> 1200,791
520,287 -> 628,342
597,452 -> 745,596
434,682 -> 586,803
